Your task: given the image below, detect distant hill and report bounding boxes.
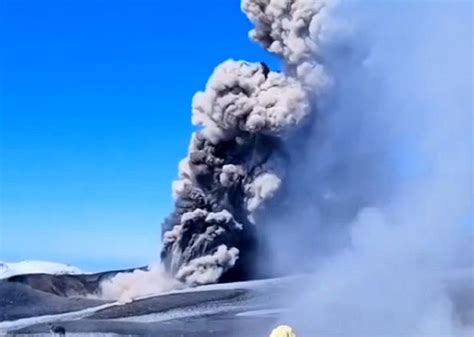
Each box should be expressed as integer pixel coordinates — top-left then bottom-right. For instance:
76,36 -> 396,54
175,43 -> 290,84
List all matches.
0,261 -> 82,279
3,261 -> 145,297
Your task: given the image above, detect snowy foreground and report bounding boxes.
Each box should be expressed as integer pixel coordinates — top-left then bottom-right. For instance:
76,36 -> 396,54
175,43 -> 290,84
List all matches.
0,266 -> 473,337
0,261 -> 82,280
0,275 -> 293,337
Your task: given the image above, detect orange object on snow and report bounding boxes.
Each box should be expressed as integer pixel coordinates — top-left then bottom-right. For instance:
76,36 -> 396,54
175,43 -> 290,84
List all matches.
269,325 -> 297,337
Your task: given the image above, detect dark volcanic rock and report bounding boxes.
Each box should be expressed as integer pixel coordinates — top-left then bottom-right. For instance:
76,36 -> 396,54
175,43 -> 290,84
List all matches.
0,281 -> 106,321
6,267 -> 145,297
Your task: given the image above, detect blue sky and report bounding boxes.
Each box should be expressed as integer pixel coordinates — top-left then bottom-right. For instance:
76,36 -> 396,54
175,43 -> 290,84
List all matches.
0,1 -> 278,271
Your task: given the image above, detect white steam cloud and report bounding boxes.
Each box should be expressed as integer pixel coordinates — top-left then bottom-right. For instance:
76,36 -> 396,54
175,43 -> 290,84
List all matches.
100,264 -> 183,303
262,1 -> 473,336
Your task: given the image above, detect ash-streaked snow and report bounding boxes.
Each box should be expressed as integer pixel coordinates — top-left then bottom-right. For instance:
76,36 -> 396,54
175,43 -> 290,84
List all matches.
1,276 -> 293,336
1,271 -> 472,336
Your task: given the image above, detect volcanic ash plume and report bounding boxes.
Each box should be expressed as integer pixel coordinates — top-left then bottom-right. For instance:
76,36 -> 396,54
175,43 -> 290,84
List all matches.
243,0 -> 332,89
160,0 -> 333,285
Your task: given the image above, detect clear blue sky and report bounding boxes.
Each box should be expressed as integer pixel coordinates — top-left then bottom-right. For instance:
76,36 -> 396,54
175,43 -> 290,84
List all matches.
0,0 -> 278,271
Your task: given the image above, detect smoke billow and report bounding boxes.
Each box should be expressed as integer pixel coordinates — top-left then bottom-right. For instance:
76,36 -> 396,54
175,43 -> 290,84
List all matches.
101,0 -> 334,300
160,0 -> 334,285
100,264 -> 183,302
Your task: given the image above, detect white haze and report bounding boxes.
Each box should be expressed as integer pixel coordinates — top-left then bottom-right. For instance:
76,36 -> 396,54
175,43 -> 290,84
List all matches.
269,1 -> 473,336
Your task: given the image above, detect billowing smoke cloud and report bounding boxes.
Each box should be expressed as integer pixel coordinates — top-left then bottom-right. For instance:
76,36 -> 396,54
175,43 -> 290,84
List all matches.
100,264 -> 183,303
101,0 -> 333,300
261,1 -> 473,335
243,0 -> 333,89
160,0 -> 335,285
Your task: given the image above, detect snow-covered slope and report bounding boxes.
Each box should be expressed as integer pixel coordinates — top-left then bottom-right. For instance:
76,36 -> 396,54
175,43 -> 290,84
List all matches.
0,260 -> 82,279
